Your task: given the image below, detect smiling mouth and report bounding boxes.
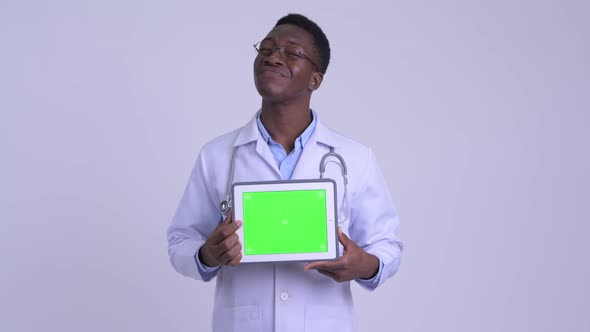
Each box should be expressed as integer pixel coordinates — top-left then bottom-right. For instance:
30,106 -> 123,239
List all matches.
258,68 -> 289,77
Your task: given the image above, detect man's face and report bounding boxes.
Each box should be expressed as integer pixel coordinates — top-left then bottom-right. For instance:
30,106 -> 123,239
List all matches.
253,24 -> 322,103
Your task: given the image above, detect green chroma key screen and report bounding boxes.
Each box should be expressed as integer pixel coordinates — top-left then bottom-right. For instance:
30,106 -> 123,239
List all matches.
242,189 -> 328,255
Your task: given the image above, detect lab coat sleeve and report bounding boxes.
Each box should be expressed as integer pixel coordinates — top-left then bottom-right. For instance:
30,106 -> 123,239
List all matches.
356,259 -> 384,289
350,148 -> 403,290
167,151 -> 223,282
194,251 -> 221,280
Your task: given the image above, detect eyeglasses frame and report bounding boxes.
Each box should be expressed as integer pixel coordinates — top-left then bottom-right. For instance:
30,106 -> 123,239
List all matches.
253,41 -> 320,73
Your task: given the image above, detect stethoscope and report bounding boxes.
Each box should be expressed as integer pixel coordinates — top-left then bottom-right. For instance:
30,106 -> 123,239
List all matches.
220,146 -> 350,224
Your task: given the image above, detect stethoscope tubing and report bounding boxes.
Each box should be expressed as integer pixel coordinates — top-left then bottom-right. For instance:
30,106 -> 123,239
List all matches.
220,146 -> 238,213
220,146 -> 349,223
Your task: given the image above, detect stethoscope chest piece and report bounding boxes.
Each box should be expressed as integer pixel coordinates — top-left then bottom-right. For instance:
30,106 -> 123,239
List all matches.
220,200 -> 230,214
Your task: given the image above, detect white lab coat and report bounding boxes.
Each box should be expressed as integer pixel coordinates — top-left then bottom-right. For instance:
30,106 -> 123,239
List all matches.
168,112 -> 402,332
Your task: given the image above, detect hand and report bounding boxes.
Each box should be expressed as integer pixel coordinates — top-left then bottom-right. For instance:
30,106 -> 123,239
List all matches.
199,211 -> 243,267
304,227 -> 379,282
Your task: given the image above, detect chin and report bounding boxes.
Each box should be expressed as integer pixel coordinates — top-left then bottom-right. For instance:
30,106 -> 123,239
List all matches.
255,84 -> 286,101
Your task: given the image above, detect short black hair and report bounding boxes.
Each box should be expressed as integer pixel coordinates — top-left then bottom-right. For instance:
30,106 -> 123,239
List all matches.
275,13 -> 331,74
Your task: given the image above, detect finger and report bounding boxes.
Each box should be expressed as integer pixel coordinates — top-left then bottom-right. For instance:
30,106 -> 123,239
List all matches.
304,259 -> 344,271
218,242 -> 242,264
208,220 -> 242,245
317,269 -> 341,282
227,253 -> 242,266
211,233 -> 239,254
219,220 -> 242,238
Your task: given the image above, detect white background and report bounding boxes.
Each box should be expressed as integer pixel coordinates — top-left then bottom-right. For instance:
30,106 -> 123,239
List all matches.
1,1 -> 589,331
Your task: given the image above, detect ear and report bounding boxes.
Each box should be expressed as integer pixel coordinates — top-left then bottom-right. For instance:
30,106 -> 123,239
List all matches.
308,72 -> 324,91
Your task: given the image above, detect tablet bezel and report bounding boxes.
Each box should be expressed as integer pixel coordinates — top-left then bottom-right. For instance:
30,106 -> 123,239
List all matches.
232,179 -> 338,263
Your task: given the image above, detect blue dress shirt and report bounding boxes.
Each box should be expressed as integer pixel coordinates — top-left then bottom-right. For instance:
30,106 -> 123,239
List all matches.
256,110 -> 317,180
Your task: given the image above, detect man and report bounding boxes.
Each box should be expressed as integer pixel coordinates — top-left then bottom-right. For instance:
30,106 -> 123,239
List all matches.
167,13 -> 402,332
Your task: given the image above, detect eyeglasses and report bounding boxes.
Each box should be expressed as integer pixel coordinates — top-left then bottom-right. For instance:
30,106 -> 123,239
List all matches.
253,41 -> 319,72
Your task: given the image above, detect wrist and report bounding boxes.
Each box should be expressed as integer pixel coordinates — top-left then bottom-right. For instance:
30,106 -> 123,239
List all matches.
198,246 -> 214,267
361,253 -> 379,279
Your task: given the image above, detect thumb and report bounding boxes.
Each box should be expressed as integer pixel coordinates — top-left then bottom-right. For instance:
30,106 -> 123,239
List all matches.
338,227 -> 352,248
222,210 -> 233,224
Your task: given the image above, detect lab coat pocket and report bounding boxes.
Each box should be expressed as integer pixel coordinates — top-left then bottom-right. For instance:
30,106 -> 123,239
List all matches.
304,304 -> 353,332
218,305 -> 261,332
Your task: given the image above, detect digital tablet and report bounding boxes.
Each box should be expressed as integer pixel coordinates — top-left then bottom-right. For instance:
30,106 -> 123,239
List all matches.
232,179 -> 338,263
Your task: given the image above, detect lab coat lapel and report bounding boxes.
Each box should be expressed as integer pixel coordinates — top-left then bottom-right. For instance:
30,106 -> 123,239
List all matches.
256,135 -> 281,178
291,118 -> 339,180
290,139 -> 320,180
233,111 -> 281,179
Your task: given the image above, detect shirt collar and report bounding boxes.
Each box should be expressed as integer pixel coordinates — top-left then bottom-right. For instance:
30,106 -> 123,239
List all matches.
233,110 -> 340,148
256,110 -> 317,150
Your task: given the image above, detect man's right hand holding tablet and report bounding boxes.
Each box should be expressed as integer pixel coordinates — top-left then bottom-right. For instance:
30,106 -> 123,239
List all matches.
199,212 -> 243,267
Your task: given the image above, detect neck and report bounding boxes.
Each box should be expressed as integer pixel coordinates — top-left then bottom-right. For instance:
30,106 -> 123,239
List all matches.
260,98 -> 312,154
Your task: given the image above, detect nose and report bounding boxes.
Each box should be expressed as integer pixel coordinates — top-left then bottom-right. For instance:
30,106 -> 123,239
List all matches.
263,48 -> 285,66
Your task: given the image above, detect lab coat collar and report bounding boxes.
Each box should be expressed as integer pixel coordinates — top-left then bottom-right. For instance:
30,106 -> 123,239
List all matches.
232,110 -> 340,148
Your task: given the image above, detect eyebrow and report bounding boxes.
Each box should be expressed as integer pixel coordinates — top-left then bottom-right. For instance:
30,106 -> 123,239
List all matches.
261,37 -> 303,46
